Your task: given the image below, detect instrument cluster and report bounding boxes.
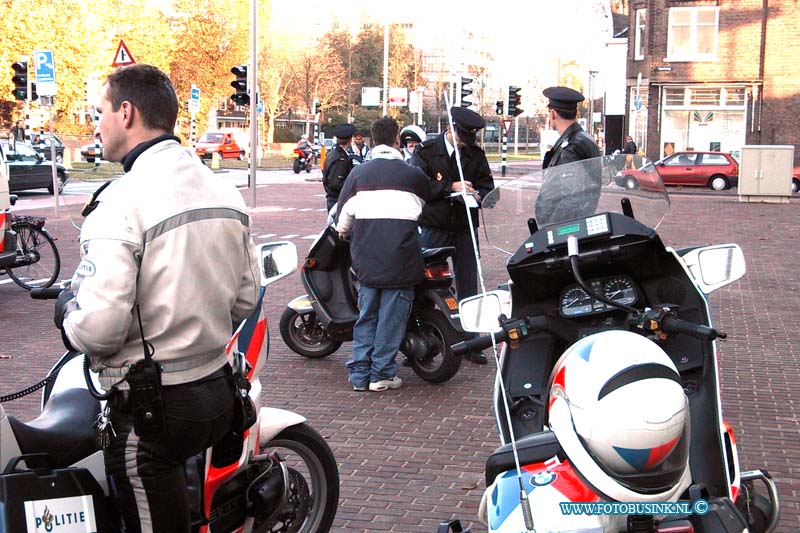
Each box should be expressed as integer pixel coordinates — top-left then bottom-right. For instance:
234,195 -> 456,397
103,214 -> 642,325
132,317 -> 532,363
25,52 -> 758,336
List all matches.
559,275 -> 639,317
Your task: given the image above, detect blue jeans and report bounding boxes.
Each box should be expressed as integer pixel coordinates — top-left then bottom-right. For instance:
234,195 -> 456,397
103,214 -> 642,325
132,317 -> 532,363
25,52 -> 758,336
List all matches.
347,286 -> 414,386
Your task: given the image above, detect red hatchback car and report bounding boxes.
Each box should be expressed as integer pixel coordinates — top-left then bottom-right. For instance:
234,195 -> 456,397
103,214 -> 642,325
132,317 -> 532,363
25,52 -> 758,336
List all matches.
617,151 -> 739,191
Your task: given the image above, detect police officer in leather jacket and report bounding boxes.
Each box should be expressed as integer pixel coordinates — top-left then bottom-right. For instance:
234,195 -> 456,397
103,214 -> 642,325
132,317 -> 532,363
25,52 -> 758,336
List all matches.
323,123 -> 357,212
410,107 -> 494,364
537,86 -> 602,226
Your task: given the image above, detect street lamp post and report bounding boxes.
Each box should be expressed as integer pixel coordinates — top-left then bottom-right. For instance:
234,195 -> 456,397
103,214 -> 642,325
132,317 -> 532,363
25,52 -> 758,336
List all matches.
588,70 -> 598,138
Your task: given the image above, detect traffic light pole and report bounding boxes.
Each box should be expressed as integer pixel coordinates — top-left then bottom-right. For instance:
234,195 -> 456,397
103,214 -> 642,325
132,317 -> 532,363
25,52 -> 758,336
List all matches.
501,120 -> 509,177
45,97 -> 59,217
249,0 -> 257,208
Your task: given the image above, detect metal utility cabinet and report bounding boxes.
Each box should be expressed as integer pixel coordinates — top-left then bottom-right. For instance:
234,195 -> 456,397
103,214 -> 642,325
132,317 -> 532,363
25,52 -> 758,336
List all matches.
738,145 -> 794,203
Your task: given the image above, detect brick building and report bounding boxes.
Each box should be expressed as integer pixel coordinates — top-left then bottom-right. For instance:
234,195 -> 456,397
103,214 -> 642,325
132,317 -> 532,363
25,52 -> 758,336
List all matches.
626,1 -> 800,163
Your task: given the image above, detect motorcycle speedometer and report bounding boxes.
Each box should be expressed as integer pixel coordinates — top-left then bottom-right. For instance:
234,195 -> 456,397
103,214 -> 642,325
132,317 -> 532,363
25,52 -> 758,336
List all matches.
560,286 -> 594,316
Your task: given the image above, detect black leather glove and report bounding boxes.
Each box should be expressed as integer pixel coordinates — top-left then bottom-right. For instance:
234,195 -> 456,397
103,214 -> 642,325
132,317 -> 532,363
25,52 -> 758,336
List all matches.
54,289 -> 75,330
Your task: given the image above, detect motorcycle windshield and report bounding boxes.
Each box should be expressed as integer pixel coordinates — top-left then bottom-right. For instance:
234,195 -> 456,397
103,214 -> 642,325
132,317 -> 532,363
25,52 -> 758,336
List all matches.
480,155 -> 669,256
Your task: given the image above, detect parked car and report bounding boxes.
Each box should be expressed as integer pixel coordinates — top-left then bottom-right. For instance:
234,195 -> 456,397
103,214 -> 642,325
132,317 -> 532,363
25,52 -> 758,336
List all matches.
0,141 -> 68,194
194,131 -> 244,160
792,166 -> 799,194
616,151 -> 739,191
81,138 -> 103,162
31,134 -> 65,163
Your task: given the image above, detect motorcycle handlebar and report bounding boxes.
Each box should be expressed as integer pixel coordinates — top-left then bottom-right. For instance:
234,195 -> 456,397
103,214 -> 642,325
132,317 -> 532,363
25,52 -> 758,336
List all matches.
451,330 -> 509,356
30,287 -> 64,300
660,314 -> 726,340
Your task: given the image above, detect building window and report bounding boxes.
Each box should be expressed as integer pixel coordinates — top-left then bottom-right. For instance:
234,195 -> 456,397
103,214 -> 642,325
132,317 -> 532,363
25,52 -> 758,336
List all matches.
665,88 -> 686,106
634,9 -> 646,60
690,88 -> 720,106
724,87 -> 745,106
666,6 -> 719,61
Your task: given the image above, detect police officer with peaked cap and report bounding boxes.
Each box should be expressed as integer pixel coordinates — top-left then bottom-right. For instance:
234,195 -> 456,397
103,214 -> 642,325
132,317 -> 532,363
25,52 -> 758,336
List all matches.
536,86 -> 602,225
323,123 -> 357,211
541,86 -> 600,169
410,106 -> 494,364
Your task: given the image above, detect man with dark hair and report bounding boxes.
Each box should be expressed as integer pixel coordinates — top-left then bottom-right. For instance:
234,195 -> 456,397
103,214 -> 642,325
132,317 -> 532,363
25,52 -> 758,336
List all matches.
323,123 -> 357,211
56,64 -> 260,532
336,116 -> 430,391
410,107 -> 494,364
536,86 -> 602,225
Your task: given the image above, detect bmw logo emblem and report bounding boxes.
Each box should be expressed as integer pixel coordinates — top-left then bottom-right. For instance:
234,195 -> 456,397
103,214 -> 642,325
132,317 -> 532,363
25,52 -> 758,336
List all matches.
530,471 -> 557,487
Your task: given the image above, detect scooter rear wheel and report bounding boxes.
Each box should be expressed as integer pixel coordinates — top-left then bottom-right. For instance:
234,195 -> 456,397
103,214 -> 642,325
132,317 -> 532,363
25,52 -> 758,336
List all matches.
279,307 -> 341,358
405,307 -> 462,383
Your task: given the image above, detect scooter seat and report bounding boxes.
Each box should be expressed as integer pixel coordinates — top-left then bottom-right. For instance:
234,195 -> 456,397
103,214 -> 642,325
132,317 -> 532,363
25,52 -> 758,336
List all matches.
8,388 -> 101,469
485,431 -> 562,485
421,246 -> 455,260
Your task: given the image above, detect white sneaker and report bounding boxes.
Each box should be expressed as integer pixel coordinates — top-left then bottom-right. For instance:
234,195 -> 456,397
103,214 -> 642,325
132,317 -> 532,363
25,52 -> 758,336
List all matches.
369,376 -> 402,392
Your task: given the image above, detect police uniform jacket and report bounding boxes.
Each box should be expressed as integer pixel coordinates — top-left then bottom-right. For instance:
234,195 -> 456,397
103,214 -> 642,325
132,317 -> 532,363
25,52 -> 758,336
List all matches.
410,133 -> 494,230
63,137 -> 260,389
536,123 -> 602,225
323,144 -> 354,205
542,122 -> 601,169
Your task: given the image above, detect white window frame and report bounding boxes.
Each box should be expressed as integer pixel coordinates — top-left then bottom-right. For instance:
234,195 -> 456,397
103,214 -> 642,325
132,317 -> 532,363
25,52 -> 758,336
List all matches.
634,9 -> 646,60
666,6 -> 719,62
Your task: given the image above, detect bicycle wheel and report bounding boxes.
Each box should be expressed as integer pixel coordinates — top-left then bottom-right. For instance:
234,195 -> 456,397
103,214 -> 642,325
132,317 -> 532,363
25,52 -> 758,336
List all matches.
6,224 -> 61,290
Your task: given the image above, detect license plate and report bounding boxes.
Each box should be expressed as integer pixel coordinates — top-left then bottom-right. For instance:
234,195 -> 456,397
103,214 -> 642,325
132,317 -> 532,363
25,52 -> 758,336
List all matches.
445,297 -> 458,311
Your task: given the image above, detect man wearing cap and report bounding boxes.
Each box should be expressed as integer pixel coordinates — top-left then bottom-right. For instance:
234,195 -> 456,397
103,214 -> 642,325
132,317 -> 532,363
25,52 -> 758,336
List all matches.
536,86 -> 602,225
350,130 -> 370,162
323,123 -> 357,212
410,107 -> 494,364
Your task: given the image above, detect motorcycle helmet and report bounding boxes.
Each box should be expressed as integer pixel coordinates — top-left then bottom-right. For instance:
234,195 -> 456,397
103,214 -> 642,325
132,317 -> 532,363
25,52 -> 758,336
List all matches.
547,330 -> 691,502
400,125 -> 426,148
301,134 -> 308,140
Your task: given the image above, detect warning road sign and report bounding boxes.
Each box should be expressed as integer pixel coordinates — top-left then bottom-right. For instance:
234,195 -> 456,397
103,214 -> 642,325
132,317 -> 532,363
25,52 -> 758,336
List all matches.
112,40 -> 136,67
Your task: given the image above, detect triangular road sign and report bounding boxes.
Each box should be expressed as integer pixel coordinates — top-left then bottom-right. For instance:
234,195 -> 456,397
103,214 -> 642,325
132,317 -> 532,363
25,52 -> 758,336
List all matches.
112,40 -> 136,67
501,118 -> 513,136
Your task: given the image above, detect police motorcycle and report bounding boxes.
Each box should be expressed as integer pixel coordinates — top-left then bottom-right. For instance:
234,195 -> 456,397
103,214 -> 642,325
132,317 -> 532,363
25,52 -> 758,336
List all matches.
0,241 -> 340,533
450,156 -> 779,532
279,220 -> 466,383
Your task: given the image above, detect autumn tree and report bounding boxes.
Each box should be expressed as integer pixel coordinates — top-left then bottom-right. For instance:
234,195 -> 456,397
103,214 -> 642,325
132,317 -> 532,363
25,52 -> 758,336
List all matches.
168,0 -> 250,140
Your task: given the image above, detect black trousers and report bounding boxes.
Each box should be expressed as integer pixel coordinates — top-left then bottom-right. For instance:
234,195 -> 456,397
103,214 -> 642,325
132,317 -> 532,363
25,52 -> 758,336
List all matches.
105,368 -> 235,533
419,225 -> 480,300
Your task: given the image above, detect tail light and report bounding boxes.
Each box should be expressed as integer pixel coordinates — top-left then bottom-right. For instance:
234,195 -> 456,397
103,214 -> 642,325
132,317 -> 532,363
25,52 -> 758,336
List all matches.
424,262 -> 452,280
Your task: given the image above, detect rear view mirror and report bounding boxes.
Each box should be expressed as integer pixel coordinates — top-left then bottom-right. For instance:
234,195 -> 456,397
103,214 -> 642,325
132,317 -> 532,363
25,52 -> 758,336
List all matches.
458,290 -> 511,333
682,244 -> 745,294
258,241 -> 297,285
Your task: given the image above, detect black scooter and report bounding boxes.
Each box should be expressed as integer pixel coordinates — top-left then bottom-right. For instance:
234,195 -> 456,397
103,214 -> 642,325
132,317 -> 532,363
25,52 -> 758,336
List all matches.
280,225 -> 466,383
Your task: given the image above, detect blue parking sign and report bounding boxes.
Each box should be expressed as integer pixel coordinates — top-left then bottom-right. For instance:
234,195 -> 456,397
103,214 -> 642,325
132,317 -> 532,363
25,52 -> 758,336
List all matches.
34,50 -> 56,96
191,86 -> 200,101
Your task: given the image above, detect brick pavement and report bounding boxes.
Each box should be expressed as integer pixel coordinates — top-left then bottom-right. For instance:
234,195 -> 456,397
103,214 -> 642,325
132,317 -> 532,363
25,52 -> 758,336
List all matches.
0,183 -> 797,532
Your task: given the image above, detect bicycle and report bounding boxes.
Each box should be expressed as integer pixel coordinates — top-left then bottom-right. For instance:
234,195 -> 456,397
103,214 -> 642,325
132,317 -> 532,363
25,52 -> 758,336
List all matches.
2,215 -> 60,290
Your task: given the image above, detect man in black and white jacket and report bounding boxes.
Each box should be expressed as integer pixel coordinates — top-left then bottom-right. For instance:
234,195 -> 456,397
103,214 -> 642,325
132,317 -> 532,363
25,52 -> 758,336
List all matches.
336,116 -> 430,392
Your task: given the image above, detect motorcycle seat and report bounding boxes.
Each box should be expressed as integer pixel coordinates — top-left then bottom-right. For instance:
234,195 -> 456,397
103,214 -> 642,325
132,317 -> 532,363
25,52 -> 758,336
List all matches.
421,246 -> 455,260
8,388 -> 101,469
485,430 -> 562,486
